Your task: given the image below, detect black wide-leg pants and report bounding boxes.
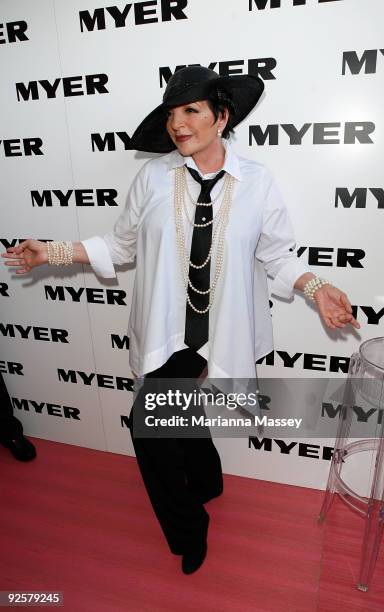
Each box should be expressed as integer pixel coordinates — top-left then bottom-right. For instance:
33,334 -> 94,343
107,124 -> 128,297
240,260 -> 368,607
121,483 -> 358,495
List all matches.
129,348 -> 223,554
0,373 -> 23,442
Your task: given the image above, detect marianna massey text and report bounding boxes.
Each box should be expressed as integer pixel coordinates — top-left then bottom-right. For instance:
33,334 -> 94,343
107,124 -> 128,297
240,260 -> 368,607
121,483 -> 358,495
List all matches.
144,415 -> 303,429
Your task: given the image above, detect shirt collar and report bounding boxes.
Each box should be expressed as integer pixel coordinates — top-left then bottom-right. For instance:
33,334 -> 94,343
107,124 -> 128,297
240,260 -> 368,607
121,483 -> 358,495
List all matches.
167,140 -> 242,182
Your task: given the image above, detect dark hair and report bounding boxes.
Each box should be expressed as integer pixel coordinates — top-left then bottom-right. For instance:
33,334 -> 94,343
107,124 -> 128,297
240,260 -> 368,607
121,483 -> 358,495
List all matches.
207,88 -> 236,139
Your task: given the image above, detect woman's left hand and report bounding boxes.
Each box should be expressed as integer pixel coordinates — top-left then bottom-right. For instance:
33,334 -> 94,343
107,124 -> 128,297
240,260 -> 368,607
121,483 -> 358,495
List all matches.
314,284 -> 360,330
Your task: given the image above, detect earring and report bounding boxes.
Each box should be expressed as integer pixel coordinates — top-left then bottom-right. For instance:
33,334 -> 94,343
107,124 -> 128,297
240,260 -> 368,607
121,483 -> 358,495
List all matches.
217,129 -> 222,137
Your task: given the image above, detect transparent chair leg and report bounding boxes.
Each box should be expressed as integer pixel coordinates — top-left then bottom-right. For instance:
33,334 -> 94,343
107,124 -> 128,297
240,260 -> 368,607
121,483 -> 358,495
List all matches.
357,501 -> 384,591
357,432 -> 384,591
318,403 -> 353,523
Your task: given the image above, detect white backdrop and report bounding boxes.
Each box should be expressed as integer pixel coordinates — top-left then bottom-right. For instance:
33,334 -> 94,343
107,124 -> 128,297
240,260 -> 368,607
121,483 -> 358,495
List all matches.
1,0 -> 383,491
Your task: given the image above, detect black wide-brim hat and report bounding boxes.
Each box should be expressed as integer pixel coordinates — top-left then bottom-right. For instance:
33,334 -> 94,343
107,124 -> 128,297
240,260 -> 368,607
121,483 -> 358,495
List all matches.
130,66 -> 264,154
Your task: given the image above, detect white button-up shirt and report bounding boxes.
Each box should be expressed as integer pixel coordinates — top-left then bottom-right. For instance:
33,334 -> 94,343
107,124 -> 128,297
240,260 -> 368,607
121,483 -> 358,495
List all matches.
82,142 -> 310,378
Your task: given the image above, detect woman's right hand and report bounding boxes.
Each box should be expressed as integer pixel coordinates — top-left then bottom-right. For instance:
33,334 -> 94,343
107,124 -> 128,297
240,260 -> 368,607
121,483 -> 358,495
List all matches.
1,239 -> 48,274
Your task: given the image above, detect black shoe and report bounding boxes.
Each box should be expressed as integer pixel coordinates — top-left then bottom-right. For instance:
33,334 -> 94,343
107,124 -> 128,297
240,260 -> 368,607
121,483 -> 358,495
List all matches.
1,435 -> 36,461
182,542 -> 207,575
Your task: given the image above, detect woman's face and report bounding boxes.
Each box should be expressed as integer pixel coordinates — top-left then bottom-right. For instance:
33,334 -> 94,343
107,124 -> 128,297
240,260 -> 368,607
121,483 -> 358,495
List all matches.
166,100 -> 227,157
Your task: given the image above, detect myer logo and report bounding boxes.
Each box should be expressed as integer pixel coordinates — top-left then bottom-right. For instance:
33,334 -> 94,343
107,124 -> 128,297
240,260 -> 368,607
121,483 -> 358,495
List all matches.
249,122 -> 375,146
297,246 -> 365,268
256,351 -> 350,372
12,397 -> 80,420
91,132 -> 132,152
0,282 -> 9,297
248,437 -> 334,461
58,369 -> 133,391
0,138 -> 43,157
270,299 -> 384,326
31,189 -> 118,207
159,58 -> 276,87
121,415 -> 131,429
249,0 -> 342,9
349,306 -> 384,326
79,1 -> 188,32
335,188 -> 384,209
342,49 -> 384,75
322,402 -> 384,425
111,334 -> 130,350
0,361 -> 24,376
44,285 -> 127,306
0,20 -> 28,44
0,323 -> 69,343
16,74 -> 109,101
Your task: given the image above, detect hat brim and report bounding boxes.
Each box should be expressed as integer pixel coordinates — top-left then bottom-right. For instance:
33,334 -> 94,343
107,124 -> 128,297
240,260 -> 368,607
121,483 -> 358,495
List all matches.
130,74 -> 264,154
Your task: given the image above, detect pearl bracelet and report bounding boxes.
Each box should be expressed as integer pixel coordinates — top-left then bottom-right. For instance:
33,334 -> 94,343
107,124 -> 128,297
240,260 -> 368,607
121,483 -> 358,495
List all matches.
303,277 -> 330,301
47,241 -> 74,266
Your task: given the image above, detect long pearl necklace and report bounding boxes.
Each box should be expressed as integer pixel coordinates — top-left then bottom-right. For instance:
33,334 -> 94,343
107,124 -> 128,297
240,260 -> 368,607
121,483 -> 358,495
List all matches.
182,175 -> 230,228
184,171 -> 228,208
174,166 -> 235,314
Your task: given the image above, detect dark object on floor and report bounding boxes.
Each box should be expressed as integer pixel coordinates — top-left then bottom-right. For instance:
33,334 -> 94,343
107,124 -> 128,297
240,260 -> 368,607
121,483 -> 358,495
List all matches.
1,435 -> 36,462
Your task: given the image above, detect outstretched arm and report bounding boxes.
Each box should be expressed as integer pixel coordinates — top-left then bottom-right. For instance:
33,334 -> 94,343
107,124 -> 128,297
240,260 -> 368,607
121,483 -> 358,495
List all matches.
255,171 -> 361,332
1,240 -> 89,274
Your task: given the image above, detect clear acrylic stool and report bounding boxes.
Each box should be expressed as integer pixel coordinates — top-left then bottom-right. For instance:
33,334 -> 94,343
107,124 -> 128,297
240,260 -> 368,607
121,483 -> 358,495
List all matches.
318,337 -> 384,592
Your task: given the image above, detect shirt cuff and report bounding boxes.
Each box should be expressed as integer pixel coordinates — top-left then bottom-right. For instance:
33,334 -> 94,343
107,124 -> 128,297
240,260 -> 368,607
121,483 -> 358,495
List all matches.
81,236 -> 116,278
270,258 -> 311,299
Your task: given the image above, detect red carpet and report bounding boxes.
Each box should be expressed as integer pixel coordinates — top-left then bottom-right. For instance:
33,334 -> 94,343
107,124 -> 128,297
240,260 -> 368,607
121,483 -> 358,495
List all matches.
0,439 -> 383,611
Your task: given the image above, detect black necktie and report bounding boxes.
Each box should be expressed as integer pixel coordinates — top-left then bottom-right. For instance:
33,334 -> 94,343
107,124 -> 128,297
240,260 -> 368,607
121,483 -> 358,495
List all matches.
184,166 -> 226,350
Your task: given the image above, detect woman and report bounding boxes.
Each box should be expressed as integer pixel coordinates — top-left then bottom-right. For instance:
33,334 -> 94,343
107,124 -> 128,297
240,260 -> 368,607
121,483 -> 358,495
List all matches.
2,66 -> 360,574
